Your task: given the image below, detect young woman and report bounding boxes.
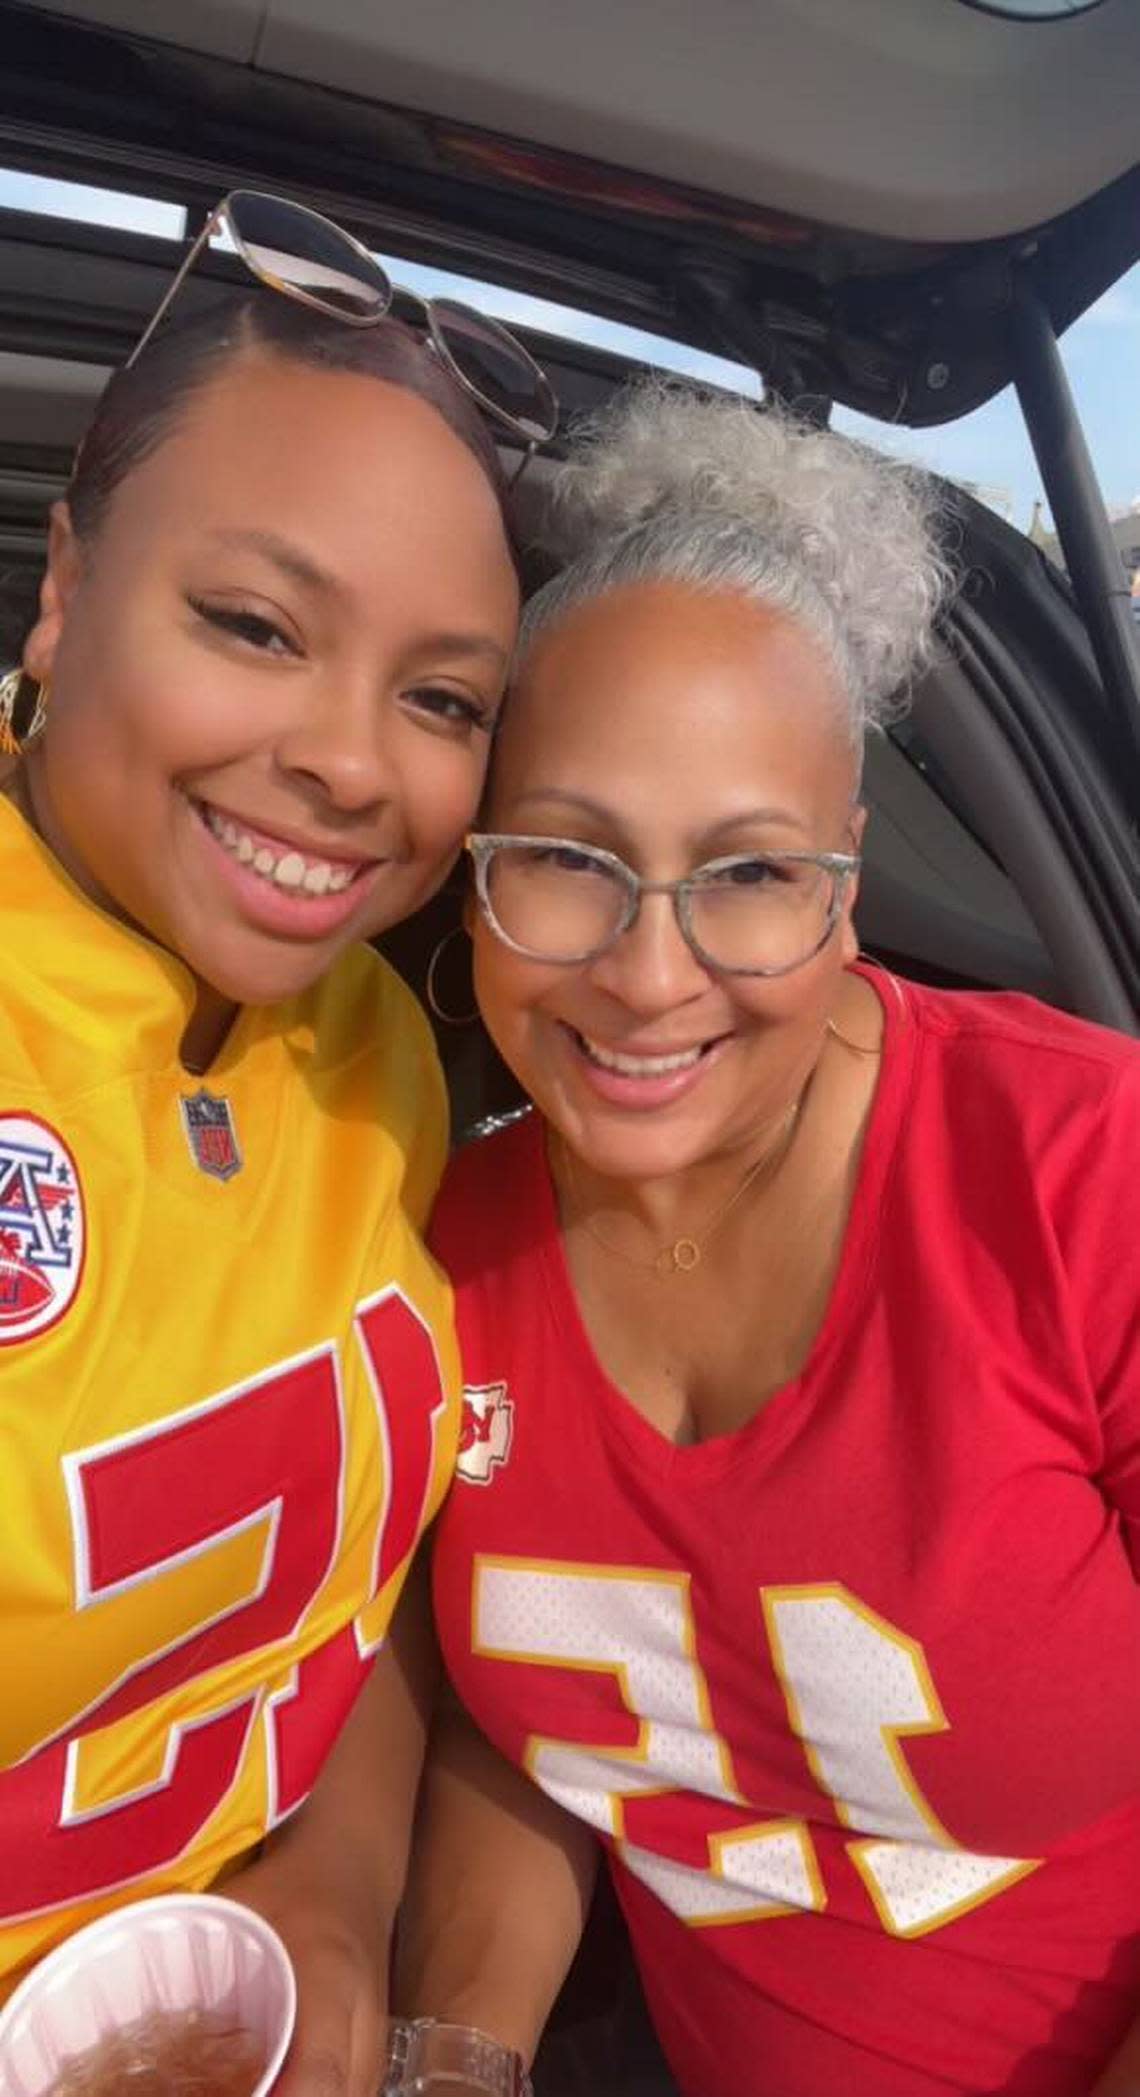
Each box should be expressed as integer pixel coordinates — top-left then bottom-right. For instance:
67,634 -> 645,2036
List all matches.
400,384 -> 1140,2097
0,193 -> 543,2096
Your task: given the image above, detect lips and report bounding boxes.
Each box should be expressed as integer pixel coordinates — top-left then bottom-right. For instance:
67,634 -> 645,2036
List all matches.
196,799 -> 373,897
574,1029 -> 713,1077
188,794 -> 384,942
561,1022 -> 731,1111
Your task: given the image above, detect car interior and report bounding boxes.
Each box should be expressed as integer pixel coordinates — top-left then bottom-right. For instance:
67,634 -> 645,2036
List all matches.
2,0 -> 1138,1149
0,0 -> 1138,2076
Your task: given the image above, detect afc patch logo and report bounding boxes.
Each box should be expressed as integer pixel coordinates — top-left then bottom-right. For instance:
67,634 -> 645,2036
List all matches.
0,1114 -> 85,1343
457,1381 -> 514,1486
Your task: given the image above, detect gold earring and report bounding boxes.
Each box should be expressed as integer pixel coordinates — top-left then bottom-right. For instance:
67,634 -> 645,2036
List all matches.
852,949 -> 907,1017
0,670 -> 48,757
425,926 -> 478,1027
826,951 -> 906,1053
824,1015 -> 878,1056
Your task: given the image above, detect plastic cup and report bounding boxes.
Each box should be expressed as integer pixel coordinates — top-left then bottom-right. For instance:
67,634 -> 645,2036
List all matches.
0,1891 -> 296,2097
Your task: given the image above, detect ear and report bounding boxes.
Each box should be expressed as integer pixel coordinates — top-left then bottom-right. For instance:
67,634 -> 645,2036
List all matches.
22,503 -> 84,686
838,802 -> 867,968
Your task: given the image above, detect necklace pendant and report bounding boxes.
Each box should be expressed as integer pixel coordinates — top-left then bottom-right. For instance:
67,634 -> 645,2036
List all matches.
670,1236 -> 701,1274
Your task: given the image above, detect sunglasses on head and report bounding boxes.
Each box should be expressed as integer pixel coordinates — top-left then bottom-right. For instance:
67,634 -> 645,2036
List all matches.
128,188 -> 559,479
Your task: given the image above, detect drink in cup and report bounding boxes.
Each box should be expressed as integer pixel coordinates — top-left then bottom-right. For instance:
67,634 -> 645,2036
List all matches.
0,1893 -> 295,2097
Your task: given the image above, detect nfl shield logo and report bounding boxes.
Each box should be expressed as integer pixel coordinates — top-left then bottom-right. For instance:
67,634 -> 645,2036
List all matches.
180,1089 -> 242,1182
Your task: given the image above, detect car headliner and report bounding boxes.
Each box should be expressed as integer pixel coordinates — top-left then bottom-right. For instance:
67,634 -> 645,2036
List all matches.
14,0 -> 1140,243
2,0 -> 1139,427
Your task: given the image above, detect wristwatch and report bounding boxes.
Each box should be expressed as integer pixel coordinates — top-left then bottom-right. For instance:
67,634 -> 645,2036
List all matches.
385,2017 -> 534,2096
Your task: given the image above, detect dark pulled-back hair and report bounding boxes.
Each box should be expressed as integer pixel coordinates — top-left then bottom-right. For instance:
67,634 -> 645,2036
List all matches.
65,289 -> 512,546
0,292 -> 516,709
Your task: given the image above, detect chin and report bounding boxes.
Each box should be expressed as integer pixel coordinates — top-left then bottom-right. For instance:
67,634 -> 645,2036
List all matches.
190,937 -> 341,1011
557,1103 -> 721,1185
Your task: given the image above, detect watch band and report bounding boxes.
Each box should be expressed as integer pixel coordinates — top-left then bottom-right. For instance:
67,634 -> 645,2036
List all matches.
386,2017 -> 534,2095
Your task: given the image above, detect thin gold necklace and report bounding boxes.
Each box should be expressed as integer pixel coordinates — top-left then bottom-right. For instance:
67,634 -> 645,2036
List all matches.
558,1092 -> 804,1279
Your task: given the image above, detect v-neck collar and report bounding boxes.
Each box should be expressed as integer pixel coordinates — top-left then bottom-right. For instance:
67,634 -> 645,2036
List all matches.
526,965 -> 919,1484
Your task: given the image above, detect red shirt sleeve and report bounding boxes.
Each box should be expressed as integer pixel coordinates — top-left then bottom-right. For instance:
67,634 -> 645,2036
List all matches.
1065,1058 -> 1140,1560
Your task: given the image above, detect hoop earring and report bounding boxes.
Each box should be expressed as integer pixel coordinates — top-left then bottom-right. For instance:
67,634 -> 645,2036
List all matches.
824,1015 -> 878,1056
0,670 -> 48,758
826,951 -> 906,1053
425,926 -> 478,1027
852,949 -> 907,1016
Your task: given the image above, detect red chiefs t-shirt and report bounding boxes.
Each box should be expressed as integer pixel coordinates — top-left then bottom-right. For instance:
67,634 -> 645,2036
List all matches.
430,975 -> 1140,2097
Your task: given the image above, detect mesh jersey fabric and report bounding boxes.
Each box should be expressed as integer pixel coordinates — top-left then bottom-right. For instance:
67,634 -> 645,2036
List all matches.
0,793 -> 459,1990
430,970 -> 1140,2097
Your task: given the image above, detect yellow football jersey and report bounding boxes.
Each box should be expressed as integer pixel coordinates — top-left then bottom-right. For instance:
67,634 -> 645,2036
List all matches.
0,793 -> 459,1992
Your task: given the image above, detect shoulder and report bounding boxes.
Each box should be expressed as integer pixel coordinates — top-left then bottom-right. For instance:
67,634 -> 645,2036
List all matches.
903,976 -> 1139,1098
298,943 -> 442,1096
896,977 -> 1140,1191
291,944 -> 449,1205
302,940 -> 435,1057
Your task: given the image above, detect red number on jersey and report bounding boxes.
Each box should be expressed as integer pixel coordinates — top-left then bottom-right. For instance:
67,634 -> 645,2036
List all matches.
263,1292 -> 447,1825
64,1344 -> 344,1739
0,1291 -> 446,1919
351,1286 -> 449,1661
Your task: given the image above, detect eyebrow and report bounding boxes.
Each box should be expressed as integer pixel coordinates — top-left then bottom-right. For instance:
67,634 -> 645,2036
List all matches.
206,529 -> 341,597
204,528 -> 509,666
703,806 -> 810,843
510,788 -> 810,841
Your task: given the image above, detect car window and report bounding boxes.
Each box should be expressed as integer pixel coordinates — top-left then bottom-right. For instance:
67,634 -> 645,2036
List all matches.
0,166 -> 185,240
3,164 -> 1132,581
370,251 -> 760,402
0,167 -> 1111,1008
835,261 -> 1140,587
379,238 -> 1139,604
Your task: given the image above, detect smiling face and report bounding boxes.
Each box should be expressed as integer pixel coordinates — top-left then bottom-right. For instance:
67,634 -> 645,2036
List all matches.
21,349 -> 519,1009
473,580 -> 864,1183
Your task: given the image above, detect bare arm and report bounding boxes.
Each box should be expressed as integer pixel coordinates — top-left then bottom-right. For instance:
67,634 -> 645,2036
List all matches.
396,1700 -> 598,2064
1089,2017 -> 1140,2094
227,1556 -> 439,2097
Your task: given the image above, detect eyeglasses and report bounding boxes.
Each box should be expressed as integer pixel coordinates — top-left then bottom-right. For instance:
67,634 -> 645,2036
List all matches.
128,189 -> 558,469
467,833 -> 860,977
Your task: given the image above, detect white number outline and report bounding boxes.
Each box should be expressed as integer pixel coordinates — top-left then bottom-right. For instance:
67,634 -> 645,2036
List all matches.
474,1557 -> 825,1929
764,1584 -> 1039,1938
472,1559 -> 1038,1939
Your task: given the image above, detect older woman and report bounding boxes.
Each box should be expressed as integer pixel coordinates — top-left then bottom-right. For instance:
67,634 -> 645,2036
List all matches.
398,384 -> 1140,2097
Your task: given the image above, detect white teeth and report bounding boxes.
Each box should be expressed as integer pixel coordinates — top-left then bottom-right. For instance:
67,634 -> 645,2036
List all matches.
274,852 -> 306,891
200,803 -> 361,898
579,1033 -> 704,1077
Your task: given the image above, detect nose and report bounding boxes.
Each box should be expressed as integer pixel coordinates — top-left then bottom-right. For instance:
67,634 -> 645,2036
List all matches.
588,888 -> 710,1016
274,673 -> 395,813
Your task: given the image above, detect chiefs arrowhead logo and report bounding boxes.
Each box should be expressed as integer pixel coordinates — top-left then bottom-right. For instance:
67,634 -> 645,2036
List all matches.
457,1381 -> 514,1485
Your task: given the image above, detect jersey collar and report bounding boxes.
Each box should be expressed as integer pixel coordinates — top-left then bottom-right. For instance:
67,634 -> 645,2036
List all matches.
2,787 -> 201,1084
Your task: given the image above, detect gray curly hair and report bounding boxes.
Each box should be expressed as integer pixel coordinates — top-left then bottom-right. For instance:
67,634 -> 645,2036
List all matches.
519,381 -> 953,747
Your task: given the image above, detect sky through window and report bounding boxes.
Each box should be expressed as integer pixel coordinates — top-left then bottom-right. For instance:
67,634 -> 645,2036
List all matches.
1,170 -> 1137,538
